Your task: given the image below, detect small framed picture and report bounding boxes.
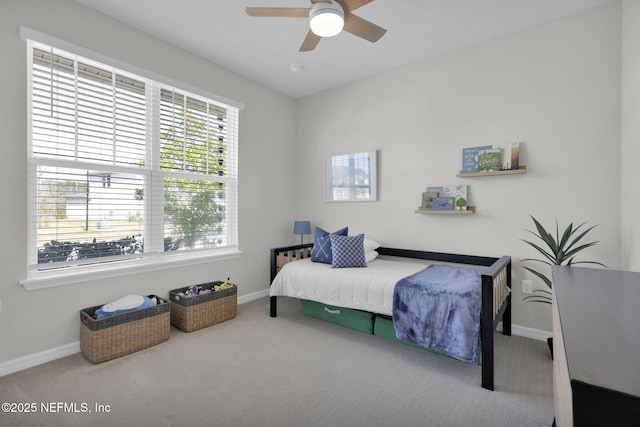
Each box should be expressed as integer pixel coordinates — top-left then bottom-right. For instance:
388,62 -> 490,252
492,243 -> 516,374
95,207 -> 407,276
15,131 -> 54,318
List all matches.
431,197 -> 454,211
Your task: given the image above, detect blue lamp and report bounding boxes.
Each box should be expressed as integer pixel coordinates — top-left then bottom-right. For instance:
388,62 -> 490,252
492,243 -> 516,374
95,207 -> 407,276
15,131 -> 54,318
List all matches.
293,220 -> 311,244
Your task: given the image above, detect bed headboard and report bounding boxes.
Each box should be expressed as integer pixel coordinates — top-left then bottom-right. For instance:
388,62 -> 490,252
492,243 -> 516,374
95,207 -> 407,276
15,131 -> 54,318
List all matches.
376,247 -> 498,267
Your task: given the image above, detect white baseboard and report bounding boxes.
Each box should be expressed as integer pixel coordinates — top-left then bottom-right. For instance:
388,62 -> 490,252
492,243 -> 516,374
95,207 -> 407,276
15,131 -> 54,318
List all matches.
498,322 -> 551,342
0,341 -> 80,377
0,290 -> 271,378
1,292 -> 548,377
238,289 -> 269,304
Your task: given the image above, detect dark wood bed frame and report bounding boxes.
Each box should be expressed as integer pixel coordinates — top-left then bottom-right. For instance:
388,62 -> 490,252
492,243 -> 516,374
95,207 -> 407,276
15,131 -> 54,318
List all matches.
269,243 -> 512,391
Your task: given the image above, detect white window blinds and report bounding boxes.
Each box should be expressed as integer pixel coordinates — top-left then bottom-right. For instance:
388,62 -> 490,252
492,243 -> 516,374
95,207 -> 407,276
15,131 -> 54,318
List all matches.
28,41 -> 239,273
159,88 -> 238,250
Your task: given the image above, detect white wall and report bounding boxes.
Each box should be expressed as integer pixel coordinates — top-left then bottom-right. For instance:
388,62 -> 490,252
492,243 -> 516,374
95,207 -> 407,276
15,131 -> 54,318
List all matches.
621,0 -> 640,271
0,0 -> 297,364
295,2 -> 623,333
0,0 -> 632,368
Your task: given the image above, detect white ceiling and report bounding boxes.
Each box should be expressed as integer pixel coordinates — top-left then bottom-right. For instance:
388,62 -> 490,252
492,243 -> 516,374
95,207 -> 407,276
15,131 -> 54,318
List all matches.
76,0 -> 613,99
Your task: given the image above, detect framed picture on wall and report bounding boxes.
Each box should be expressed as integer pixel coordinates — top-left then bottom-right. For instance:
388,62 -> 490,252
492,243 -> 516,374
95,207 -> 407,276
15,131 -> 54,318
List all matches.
325,149 -> 378,202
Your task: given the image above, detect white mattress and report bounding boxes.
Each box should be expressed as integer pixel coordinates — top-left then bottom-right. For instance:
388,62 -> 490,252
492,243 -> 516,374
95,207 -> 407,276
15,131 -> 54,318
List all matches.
269,258 -> 427,316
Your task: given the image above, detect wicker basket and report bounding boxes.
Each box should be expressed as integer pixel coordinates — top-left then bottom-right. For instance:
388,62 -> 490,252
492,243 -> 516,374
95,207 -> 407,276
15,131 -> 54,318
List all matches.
79,296 -> 170,364
170,282 -> 237,332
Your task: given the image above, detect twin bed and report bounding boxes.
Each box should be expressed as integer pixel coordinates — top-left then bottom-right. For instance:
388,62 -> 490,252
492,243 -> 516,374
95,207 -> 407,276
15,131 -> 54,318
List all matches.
269,243 -> 512,391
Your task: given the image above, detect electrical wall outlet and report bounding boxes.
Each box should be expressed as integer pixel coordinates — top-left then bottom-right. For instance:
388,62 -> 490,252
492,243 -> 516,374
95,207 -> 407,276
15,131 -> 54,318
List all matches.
522,280 -> 533,295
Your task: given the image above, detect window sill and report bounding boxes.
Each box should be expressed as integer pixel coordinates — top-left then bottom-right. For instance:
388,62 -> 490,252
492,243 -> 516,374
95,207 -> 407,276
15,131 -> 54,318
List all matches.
20,249 -> 241,291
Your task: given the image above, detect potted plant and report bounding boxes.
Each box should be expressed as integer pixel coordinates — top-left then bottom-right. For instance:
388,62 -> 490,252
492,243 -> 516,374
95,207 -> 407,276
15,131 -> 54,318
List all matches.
521,215 -> 606,357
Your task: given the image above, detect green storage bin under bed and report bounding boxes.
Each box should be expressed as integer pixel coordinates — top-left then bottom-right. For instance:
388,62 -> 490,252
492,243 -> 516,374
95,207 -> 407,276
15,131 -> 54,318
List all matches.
300,300 -> 480,364
374,315 -> 480,363
301,300 -> 375,334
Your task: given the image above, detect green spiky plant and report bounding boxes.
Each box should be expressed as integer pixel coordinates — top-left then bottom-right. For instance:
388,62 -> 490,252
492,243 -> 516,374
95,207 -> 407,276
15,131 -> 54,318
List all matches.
521,215 -> 606,304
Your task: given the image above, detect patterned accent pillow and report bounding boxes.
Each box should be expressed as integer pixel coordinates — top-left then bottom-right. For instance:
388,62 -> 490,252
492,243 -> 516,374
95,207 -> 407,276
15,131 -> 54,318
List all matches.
330,233 -> 366,268
311,226 -> 348,264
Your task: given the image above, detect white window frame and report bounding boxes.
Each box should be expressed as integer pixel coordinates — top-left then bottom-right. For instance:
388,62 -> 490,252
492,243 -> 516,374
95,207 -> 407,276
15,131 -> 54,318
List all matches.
20,27 -> 244,290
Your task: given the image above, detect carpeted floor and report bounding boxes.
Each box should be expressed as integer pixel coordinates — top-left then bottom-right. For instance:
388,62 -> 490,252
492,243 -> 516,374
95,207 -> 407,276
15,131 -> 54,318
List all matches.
0,296 -> 554,427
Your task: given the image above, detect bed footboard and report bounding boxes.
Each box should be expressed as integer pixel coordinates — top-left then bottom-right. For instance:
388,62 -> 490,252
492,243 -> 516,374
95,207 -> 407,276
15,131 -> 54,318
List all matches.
376,248 -> 512,391
480,255 -> 512,391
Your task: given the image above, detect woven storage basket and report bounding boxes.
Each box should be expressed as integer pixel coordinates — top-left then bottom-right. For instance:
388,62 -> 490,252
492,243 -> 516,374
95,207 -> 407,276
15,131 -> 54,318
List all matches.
79,296 -> 170,364
170,282 -> 237,332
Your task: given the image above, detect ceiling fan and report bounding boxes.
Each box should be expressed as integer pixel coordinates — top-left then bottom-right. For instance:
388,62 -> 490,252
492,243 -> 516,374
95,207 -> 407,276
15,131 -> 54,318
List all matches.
246,0 -> 386,52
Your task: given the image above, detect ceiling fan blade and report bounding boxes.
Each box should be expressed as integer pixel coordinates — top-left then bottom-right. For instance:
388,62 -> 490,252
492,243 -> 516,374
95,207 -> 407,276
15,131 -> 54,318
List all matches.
343,13 -> 386,42
336,0 -> 374,13
311,0 -> 332,3
245,7 -> 309,18
299,30 -> 322,52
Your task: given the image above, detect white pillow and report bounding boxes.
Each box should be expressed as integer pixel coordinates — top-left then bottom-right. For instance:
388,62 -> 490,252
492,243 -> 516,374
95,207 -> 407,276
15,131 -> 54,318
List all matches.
363,237 -> 381,263
364,238 -> 381,253
365,250 -> 379,263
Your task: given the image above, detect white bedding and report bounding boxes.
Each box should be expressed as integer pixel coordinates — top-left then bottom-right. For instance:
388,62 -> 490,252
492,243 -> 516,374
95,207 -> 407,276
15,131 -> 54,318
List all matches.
269,258 -> 428,316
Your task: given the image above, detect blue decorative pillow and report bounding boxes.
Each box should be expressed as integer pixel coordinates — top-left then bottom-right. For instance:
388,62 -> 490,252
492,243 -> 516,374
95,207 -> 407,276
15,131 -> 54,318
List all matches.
330,233 -> 366,268
311,226 -> 348,264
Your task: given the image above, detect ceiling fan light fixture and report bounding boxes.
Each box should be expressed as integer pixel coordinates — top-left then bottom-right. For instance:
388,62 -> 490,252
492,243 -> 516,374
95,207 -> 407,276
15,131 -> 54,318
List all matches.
309,2 -> 344,38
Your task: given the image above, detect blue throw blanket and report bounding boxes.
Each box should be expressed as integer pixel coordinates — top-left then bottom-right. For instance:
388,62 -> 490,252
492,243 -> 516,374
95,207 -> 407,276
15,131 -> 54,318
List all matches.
392,264 -> 483,364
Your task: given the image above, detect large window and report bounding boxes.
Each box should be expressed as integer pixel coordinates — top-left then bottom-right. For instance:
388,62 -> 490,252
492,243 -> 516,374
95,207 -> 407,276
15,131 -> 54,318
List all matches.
27,40 -> 239,278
